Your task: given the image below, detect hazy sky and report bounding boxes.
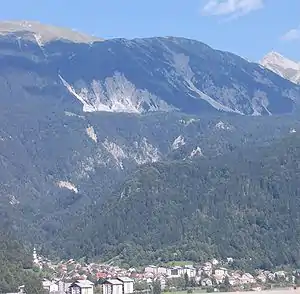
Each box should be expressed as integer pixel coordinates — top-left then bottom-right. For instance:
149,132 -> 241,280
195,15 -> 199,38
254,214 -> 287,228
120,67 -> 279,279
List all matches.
0,0 -> 299,61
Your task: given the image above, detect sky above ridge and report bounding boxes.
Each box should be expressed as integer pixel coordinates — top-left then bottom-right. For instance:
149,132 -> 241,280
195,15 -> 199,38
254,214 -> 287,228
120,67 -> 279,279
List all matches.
0,0 -> 299,62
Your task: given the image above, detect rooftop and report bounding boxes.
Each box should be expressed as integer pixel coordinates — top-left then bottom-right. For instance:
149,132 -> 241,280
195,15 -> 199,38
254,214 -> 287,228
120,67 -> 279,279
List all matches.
104,279 -> 124,285
117,277 -> 134,283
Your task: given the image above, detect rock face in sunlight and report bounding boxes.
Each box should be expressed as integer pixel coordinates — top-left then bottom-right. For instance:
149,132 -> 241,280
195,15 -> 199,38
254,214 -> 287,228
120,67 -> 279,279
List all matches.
59,73 -> 174,113
260,51 -> 300,85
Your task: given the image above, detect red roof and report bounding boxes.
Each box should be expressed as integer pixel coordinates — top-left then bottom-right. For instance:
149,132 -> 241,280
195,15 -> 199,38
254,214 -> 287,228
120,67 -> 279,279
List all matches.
97,272 -> 108,279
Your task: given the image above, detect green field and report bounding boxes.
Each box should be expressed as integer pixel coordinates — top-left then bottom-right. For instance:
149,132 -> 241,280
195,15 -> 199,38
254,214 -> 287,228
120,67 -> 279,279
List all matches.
162,261 -> 194,267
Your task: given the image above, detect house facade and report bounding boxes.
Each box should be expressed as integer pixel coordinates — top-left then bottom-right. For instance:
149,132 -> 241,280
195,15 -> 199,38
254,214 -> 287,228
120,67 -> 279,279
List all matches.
102,279 -> 123,294
42,279 -> 59,293
69,280 -> 94,294
166,266 -> 196,278
117,277 -> 134,294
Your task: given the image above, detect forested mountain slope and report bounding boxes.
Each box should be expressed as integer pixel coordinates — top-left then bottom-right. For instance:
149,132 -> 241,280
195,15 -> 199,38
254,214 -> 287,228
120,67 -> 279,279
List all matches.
0,220 -> 45,293
59,134 -> 300,268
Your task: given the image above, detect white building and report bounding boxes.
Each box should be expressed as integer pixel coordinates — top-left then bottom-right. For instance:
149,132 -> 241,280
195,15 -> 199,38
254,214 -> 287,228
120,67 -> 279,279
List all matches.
42,279 -> 59,293
275,271 -> 286,279
214,268 -> 228,277
33,248 -> 38,264
228,277 -> 238,286
166,267 -> 182,278
166,266 -> 196,278
201,278 -> 212,287
240,273 -> 256,284
42,279 -> 69,294
157,267 -> 167,275
145,266 -> 167,276
102,279 -> 123,294
117,277 -> 134,294
202,263 -> 213,276
69,280 -> 94,294
211,259 -> 219,266
183,266 -> 196,278
145,266 -> 157,274
256,273 -> 267,283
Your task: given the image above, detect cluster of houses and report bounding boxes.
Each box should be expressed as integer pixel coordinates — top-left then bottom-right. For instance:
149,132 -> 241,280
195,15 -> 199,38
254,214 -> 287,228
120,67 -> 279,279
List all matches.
33,249 -> 137,282
29,249 -> 297,294
40,277 -> 134,294
143,259 -> 294,289
37,262 -> 295,294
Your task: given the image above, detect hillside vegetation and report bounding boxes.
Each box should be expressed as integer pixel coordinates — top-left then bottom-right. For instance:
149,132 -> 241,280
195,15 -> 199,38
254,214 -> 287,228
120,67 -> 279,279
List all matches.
56,135 -> 300,268
0,220 -> 45,293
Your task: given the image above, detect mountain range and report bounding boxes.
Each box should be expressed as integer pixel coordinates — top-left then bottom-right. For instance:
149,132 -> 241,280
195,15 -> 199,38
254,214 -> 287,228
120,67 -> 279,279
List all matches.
1,20 -> 300,269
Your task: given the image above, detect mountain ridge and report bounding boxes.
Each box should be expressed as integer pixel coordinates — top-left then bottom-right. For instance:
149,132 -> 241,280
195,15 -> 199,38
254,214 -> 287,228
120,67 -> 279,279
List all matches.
0,20 -> 103,44
1,27 -> 299,116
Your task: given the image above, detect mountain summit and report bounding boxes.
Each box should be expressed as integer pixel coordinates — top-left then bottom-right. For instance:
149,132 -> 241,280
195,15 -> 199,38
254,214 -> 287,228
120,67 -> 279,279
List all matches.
260,51 -> 300,84
0,20 -> 102,44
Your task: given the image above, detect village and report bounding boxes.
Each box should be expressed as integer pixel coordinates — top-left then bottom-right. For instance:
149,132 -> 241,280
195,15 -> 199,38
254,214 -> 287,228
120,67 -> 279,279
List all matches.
20,248 -> 300,294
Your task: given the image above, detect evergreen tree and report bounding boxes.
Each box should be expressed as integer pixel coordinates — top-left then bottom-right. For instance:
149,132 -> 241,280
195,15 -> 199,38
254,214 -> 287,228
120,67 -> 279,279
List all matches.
152,280 -> 161,294
184,273 -> 189,290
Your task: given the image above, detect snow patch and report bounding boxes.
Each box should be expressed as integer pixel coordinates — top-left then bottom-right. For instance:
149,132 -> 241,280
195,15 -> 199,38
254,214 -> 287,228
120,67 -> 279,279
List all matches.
172,135 -> 186,150
57,181 -> 78,193
86,126 -> 97,143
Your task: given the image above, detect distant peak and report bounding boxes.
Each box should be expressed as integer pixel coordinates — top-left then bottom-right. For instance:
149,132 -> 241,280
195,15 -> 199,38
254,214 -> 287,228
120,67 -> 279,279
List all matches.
265,51 -> 284,58
260,51 -> 300,84
260,51 -> 299,70
261,51 -> 287,64
0,20 -> 103,44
